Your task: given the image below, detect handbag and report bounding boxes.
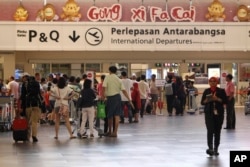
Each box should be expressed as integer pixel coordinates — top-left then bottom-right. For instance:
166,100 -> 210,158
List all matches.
58,88 -> 69,117
97,101 -> 106,119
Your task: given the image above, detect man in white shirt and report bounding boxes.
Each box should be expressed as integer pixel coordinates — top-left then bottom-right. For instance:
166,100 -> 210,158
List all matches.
138,74 -> 150,118
120,71 -> 133,123
7,76 -> 19,114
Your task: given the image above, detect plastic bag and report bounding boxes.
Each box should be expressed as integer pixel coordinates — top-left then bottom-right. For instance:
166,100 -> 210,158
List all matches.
97,101 -> 106,119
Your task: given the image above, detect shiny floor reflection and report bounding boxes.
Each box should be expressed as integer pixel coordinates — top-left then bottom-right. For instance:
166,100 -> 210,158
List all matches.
0,107 -> 249,167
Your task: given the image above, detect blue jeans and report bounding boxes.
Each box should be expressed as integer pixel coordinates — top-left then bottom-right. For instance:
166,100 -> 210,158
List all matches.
120,101 -> 133,123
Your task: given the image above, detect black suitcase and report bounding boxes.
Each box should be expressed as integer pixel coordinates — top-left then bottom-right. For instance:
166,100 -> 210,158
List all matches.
12,117 -> 28,142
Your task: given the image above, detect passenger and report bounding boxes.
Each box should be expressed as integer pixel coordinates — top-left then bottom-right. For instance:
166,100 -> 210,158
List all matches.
34,73 -> 46,124
78,79 -> 96,138
138,74 -> 150,118
67,76 -> 81,110
201,77 -> 227,156
51,77 -> 76,139
75,77 -> 82,90
96,75 -> 108,133
131,82 -> 141,123
164,75 -> 174,116
80,73 -> 87,89
47,78 -> 57,125
25,76 -> 43,142
19,74 -> 29,117
102,66 -> 131,137
131,74 -> 137,83
6,76 -> 19,114
224,74 -> 236,130
183,75 -> 192,110
120,71 -> 133,123
149,74 -> 160,115
173,76 -> 186,116
40,77 -> 48,124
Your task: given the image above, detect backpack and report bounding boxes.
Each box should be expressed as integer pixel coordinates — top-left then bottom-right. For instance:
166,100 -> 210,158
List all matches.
165,83 -> 173,95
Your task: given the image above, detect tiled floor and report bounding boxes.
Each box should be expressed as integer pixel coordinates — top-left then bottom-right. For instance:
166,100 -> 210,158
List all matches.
0,107 -> 250,167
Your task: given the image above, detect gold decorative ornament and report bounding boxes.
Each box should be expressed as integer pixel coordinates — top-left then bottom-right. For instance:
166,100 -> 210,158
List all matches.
205,0 -> 226,22
44,4 -> 57,21
13,4 -> 28,21
236,5 -> 250,22
36,9 -> 45,21
36,3 -> 59,22
61,0 -> 81,22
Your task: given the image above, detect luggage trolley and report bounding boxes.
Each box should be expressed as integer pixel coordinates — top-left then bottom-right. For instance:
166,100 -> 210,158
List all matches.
187,90 -> 198,114
0,96 -> 14,132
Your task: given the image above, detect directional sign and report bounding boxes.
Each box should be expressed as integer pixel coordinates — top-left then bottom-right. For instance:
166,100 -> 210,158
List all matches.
85,28 -> 103,46
69,31 -> 80,42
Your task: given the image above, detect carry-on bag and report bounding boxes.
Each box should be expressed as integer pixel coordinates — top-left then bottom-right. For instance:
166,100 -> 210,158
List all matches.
12,117 -> 28,142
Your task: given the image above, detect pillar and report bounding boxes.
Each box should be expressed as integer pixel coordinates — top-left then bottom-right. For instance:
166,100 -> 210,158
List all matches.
2,53 -> 15,81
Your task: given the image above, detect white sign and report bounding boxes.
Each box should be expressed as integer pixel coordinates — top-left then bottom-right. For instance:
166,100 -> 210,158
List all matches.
155,79 -> 166,87
0,22 -> 250,51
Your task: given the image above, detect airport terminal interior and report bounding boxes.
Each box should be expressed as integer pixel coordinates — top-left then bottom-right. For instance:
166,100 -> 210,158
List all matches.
0,107 -> 249,167
1,1 -> 250,166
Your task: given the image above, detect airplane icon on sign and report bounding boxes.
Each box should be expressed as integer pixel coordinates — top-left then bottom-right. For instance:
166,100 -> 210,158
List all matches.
85,28 -> 103,46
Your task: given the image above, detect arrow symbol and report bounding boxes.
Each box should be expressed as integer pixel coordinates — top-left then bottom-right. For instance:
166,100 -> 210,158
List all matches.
69,31 -> 80,42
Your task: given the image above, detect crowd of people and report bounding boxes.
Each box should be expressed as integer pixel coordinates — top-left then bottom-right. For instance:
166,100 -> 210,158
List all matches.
0,67 -> 237,157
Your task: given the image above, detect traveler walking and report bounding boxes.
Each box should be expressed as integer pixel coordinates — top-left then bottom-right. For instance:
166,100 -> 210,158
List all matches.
25,76 -> 43,142
138,74 -> 150,118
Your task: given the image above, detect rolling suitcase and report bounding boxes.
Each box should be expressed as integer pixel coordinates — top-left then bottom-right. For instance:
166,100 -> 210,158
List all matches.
12,117 -> 28,142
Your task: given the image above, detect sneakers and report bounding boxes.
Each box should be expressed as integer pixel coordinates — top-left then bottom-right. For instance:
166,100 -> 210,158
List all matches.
77,132 -> 94,138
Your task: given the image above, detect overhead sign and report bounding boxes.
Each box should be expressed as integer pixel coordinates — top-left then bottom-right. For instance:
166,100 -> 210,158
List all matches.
0,22 -> 250,51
